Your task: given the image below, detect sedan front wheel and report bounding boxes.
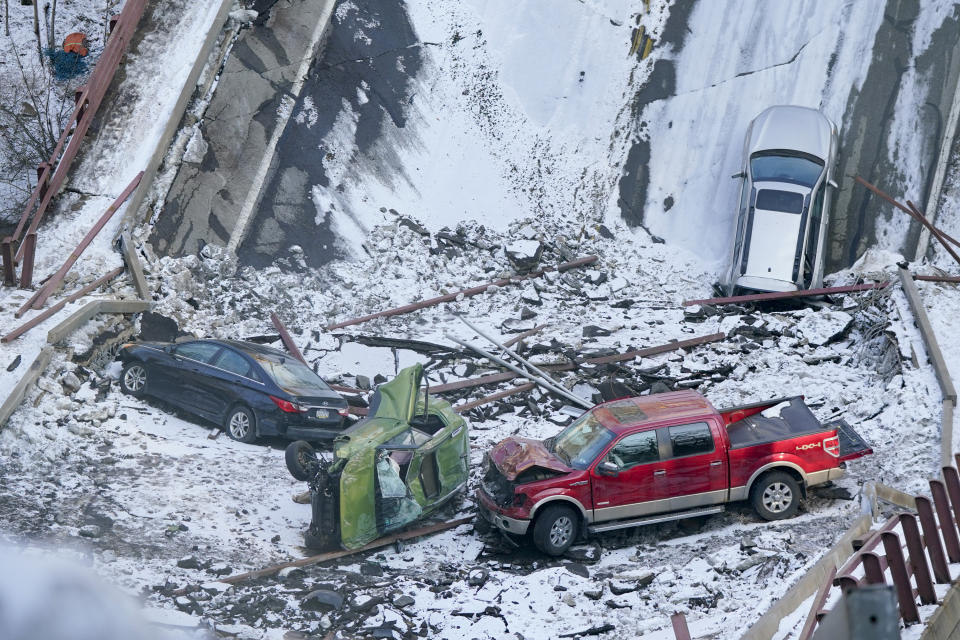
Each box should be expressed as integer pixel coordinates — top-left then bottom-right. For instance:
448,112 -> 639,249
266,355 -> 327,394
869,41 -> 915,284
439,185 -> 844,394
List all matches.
225,405 -> 257,444
120,362 -> 148,397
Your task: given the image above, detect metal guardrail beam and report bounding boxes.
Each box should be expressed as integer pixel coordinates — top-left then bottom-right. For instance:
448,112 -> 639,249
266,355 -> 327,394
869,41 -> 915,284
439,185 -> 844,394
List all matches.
46,299 -> 151,345
0,348 -> 55,432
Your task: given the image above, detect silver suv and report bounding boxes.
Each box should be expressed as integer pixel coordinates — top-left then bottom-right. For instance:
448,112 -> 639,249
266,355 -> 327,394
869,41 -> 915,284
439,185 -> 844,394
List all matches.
724,106 -> 839,295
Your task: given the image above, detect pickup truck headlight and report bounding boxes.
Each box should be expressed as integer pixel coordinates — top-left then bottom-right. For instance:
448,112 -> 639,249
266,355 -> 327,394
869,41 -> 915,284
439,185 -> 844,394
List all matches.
512,492 -> 528,508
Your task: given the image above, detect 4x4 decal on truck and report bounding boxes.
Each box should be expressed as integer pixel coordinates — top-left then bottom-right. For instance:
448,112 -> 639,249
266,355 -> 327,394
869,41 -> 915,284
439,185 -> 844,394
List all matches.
796,442 -> 822,451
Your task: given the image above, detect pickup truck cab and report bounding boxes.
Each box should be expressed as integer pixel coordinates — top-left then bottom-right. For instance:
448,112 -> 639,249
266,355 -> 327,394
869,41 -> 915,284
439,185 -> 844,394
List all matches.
477,390 -> 871,555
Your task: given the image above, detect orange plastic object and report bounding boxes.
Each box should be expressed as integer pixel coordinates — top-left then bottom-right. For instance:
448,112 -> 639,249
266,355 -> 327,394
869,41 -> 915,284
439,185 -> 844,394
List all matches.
63,32 -> 89,56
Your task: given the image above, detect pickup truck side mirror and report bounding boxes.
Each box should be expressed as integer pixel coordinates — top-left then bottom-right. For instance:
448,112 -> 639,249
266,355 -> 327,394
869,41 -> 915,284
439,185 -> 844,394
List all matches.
731,171 -> 746,179
597,461 -> 620,477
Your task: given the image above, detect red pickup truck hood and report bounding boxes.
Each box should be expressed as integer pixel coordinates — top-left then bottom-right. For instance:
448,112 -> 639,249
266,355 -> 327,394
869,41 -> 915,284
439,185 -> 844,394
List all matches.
489,437 -> 572,481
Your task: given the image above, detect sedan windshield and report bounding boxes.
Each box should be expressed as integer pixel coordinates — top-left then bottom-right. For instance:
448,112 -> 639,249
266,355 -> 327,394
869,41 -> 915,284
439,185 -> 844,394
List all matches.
550,412 -> 616,470
256,357 -> 331,393
750,153 -> 823,188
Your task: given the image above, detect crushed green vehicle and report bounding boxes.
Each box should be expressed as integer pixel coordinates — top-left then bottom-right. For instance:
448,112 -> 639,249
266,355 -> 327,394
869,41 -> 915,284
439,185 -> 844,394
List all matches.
285,364 -> 470,550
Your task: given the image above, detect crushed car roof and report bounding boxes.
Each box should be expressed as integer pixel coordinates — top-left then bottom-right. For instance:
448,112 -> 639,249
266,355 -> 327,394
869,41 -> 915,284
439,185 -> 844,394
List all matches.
592,390 -> 714,432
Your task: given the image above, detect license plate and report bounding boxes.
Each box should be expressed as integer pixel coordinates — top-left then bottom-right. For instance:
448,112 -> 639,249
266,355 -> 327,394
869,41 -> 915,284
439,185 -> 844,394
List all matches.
314,409 -> 329,419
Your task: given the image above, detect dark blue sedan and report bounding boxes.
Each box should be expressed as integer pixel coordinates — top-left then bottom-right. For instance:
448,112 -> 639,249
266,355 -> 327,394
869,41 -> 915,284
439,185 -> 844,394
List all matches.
116,339 -> 348,443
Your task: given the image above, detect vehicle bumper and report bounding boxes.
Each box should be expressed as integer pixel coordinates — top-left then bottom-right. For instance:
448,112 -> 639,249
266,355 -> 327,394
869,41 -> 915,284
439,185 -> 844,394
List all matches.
735,275 -> 799,293
282,425 -> 346,441
806,466 -> 845,488
476,490 -> 530,535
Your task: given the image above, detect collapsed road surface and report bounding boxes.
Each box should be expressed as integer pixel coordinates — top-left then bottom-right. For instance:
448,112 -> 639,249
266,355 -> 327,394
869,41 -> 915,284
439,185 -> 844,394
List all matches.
154,0 -> 960,278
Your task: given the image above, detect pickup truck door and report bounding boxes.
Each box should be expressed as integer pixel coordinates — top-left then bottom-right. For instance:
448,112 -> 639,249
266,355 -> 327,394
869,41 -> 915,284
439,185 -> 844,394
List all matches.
660,421 -> 727,509
590,429 -> 673,522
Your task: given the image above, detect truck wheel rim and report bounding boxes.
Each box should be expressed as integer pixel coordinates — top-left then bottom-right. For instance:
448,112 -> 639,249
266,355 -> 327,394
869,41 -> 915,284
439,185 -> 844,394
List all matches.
550,516 -> 573,547
763,482 -> 792,512
230,412 -> 250,438
124,365 -> 146,391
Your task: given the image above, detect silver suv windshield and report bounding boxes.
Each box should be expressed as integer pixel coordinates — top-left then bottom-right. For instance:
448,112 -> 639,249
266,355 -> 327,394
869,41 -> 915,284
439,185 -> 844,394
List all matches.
750,153 -> 823,188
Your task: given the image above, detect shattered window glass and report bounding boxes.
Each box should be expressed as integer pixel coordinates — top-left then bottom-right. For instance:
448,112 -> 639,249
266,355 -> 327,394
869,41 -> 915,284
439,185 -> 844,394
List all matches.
606,404 -> 648,425
551,413 -> 616,470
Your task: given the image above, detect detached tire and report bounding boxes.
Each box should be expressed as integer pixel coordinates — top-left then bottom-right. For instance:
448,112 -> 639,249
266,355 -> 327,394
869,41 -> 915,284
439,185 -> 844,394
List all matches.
120,361 -> 148,397
286,440 -> 319,481
751,471 -> 801,520
532,504 -> 577,556
225,405 -> 257,444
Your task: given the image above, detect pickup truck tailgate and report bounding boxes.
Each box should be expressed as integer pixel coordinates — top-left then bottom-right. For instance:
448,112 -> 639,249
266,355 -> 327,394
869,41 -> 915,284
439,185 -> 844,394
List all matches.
827,419 -> 873,461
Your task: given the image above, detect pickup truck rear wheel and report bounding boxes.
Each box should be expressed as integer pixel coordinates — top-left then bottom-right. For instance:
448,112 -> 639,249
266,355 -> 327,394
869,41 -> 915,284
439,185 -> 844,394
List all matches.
532,504 -> 577,556
751,471 -> 800,520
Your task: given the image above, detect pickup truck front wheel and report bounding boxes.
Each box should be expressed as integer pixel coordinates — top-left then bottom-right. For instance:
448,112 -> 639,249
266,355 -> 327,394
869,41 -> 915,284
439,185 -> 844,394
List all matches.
751,471 -> 800,520
532,504 -> 577,556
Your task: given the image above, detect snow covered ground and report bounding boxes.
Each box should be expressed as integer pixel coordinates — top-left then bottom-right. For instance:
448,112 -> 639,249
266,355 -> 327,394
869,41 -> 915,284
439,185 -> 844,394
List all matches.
3,0 -> 960,639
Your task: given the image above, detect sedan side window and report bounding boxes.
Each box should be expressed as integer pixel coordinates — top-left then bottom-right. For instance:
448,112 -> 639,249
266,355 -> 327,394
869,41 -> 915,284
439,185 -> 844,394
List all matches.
173,342 -> 221,364
215,349 -> 252,378
667,422 -> 715,458
607,430 -> 659,469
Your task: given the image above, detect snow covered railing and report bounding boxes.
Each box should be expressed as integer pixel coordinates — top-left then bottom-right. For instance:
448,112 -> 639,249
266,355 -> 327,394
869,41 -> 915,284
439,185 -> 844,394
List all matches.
4,0 -> 149,287
796,457 -> 960,639
899,266 -> 957,468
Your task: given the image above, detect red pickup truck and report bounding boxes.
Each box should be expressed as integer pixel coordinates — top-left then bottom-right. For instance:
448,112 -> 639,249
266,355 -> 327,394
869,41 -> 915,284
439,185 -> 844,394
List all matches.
477,390 -> 871,555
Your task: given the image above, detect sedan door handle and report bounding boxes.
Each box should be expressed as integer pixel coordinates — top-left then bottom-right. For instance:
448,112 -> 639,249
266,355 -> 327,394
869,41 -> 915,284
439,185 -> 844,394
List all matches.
710,460 -> 723,467
653,470 -> 666,476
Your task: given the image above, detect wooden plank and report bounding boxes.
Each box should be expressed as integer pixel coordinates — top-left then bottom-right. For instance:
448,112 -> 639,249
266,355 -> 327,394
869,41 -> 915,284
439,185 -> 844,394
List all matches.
453,382 -> 536,413
173,516 -> 473,594
0,348 -> 55,432
119,232 -> 150,300
683,282 -> 889,307
325,256 -> 598,330
270,312 -> 307,365
31,172 -> 142,308
3,267 -> 125,343
46,299 -> 151,344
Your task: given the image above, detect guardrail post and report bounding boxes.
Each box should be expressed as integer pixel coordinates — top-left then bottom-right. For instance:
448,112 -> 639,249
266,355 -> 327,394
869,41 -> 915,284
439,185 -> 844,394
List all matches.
18,233 -> 36,289
862,552 -> 885,584
880,532 -> 920,623
836,576 -> 859,592
900,514 -> 937,604
1,238 -> 14,286
670,613 -> 691,640
930,479 -> 960,562
916,496 -> 952,583
943,466 -> 960,526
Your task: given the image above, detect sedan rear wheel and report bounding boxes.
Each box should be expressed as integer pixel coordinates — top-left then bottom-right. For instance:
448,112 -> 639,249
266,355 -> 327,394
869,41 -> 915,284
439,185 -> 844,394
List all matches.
225,405 -> 257,444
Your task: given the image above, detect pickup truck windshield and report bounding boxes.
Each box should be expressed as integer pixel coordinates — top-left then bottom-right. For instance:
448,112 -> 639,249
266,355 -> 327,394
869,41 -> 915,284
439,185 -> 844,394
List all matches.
550,412 -> 616,470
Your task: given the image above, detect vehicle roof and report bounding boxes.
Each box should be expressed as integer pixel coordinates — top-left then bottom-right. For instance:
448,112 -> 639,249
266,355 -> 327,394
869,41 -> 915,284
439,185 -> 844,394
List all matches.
592,390 -> 716,433
747,105 -> 835,161
212,339 -> 290,360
